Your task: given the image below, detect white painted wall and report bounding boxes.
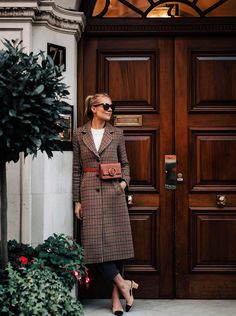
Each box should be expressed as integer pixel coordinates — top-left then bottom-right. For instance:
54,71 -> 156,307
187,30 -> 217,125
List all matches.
6,161 -> 21,241
31,22 -> 79,245
31,151 -> 73,246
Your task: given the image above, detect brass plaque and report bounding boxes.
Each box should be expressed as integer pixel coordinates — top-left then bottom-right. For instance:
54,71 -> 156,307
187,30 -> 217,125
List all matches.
114,115 -> 142,127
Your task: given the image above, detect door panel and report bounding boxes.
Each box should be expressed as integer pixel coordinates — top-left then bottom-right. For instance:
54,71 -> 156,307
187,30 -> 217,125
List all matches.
189,129 -> 236,190
81,37 -> 174,298
98,50 -> 157,112
175,37 -> 236,298
191,52 -> 236,111
191,209 -> 236,271
125,129 -> 159,191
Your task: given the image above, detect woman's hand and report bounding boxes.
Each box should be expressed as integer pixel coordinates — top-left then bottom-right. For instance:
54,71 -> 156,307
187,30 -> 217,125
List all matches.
119,180 -> 127,191
75,202 -> 83,220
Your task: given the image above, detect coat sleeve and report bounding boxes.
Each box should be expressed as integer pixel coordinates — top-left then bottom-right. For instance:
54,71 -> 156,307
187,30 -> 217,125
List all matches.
117,130 -> 131,186
72,129 -> 82,202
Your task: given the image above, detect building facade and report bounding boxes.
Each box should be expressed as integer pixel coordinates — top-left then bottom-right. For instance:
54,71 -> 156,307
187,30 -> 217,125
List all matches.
1,0 -> 236,299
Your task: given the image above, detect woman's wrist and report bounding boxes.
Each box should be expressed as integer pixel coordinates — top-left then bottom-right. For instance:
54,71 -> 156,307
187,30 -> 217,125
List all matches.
120,179 -> 127,185
120,180 -> 127,190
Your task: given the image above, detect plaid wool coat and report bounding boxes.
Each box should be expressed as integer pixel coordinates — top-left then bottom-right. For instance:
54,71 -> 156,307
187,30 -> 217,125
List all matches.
73,120 -> 134,264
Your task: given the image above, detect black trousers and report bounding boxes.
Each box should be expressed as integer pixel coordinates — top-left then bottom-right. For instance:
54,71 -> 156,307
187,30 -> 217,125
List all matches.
97,260 -> 123,281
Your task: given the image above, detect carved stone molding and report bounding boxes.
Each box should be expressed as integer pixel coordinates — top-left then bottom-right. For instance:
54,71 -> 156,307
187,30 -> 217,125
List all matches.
0,0 -> 85,40
36,1 -> 85,39
0,8 -> 36,18
0,0 -> 38,8
0,0 -> 38,19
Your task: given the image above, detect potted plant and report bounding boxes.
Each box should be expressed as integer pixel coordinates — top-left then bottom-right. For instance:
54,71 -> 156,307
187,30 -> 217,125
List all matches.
0,39 -> 70,269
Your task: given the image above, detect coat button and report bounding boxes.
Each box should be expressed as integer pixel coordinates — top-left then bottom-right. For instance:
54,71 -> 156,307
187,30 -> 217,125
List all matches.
97,157 -> 100,162
96,174 -> 99,178
96,188 -> 100,192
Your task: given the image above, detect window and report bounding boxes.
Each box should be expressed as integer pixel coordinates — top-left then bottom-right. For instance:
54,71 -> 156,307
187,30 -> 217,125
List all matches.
91,0 -> 236,18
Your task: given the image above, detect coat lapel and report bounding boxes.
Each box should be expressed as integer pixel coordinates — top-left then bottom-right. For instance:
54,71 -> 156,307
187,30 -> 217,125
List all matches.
81,121 -> 99,158
98,122 -> 113,155
81,121 -> 114,157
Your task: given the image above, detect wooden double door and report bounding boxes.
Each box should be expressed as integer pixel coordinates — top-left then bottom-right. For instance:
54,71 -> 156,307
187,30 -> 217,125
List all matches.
80,35 -> 236,298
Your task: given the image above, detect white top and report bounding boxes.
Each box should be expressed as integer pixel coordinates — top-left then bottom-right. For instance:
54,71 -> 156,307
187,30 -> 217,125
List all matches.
91,128 -> 105,151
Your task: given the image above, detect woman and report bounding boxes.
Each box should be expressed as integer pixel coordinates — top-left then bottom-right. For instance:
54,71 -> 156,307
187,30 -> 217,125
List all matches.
73,93 -> 138,315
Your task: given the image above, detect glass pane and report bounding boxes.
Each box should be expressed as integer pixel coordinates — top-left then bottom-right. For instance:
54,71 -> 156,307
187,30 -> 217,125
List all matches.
205,0 -> 236,17
93,0 -> 147,17
93,0 -> 107,16
92,0 -> 236,18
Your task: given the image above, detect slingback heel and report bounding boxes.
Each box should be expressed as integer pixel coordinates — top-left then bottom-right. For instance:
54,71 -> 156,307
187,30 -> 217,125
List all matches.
125,280 -> 139,312
112,302 -> 123,316
113,311 -> 123,316
111,284 -> 124,316
112,309 -> 123,316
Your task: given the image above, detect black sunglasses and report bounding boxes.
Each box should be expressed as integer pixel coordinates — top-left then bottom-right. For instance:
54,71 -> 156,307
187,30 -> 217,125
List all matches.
94,103 -> 115,112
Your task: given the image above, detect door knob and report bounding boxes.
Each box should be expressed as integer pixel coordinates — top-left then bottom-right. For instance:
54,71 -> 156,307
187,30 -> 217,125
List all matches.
216,195 -> 227,207
177,173 -> 184,182
126,194 -> 133,206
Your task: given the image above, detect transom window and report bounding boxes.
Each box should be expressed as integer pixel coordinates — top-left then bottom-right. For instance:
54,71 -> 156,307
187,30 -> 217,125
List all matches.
91,0 -> 236,18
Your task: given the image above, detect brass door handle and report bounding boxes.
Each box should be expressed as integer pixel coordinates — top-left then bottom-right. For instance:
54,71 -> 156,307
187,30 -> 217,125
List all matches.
216,195 -> 227,207
165,155 -> 184,190
165,155 -> 177,190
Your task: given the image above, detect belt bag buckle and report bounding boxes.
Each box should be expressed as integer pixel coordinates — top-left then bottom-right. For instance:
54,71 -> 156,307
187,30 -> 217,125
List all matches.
99,163 -> 122,180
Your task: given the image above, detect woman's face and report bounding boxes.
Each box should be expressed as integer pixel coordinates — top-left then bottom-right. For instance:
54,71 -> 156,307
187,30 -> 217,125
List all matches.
92,96 -> 113,122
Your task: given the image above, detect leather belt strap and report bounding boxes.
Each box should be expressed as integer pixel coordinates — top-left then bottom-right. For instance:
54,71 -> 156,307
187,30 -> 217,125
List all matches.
83,167 -> 99,172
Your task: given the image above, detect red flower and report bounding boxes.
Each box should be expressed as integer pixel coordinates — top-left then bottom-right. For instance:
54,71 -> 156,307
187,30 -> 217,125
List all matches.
85,270 -> 90,287
19,256 -> 28,265
72,270 -> 82,283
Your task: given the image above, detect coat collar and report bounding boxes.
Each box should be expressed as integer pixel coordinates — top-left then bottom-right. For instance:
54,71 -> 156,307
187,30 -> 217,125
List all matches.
81,120 -> 114,157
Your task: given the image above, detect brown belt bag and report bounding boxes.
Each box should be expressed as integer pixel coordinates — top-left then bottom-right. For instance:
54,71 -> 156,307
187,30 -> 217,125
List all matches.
99,163 -> 122,180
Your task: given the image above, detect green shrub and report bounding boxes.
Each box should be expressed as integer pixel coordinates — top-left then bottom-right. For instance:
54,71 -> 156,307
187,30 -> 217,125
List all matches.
0,234 -> 88,315
7,239 -> 36,269
35,234 -> 87,290
0,234 -> 87,291
0,261 -> 84,316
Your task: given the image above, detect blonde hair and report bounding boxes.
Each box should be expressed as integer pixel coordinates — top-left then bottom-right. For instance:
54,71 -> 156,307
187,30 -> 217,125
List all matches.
85,93 -> 111,119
